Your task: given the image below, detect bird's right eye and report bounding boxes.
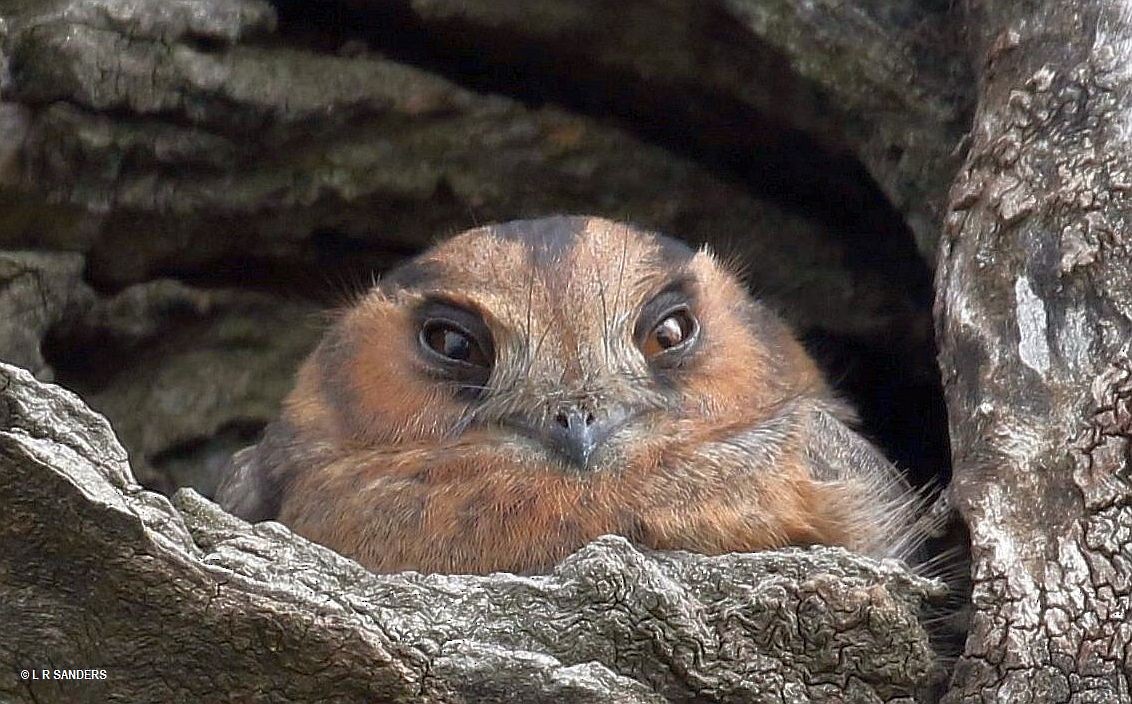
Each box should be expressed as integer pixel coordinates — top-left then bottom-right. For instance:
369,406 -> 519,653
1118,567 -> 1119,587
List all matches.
416,301 -> 495,387
421,321 -> 490,367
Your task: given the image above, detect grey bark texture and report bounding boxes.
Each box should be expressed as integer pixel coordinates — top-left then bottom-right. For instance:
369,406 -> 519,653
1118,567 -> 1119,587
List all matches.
936,2 -> 1132,701
0,362 -> 944,703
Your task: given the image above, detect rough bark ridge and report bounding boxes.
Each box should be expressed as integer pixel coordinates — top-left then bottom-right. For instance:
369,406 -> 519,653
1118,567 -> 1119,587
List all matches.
937,2 -> 1132,700
0,363 -> 943,703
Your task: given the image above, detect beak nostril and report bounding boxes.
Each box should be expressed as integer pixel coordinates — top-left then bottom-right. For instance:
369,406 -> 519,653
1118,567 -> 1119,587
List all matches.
554,408 -> 597,430
507,404 -> 632,470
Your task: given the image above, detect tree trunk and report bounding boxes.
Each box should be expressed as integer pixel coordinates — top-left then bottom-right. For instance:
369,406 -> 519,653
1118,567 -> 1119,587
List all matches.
0,362 -> 943,704
937,2 -> 1132,700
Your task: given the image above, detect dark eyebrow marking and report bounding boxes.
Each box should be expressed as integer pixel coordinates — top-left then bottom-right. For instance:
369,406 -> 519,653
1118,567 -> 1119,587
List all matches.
652,273 -> 698,297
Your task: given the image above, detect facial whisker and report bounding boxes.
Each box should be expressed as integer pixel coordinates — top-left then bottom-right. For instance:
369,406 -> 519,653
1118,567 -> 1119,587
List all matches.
523,266 -> 536,380
529,321 -> 554,370
614,222 -> 630,318
596,265 -> 611,367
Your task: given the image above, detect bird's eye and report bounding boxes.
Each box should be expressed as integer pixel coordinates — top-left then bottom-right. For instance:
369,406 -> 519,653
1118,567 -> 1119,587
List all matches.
421,320 -> 490,368
640,307 -> 698,360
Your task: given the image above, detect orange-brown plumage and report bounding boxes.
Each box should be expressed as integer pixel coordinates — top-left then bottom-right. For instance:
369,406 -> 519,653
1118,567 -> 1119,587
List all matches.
216,216 -> 920,574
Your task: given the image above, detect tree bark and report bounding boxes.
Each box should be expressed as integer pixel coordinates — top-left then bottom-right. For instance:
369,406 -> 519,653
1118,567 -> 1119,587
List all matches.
0,362 -> 943,703
936,2 -> 1132,700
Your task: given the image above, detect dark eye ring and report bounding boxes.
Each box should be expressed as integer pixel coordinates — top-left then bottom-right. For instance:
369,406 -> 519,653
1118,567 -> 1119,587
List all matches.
420,319 -> 491,368
640,305 -> 699,361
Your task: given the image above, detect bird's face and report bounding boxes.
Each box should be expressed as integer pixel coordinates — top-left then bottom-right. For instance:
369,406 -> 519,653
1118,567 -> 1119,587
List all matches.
305,216 -> 828,475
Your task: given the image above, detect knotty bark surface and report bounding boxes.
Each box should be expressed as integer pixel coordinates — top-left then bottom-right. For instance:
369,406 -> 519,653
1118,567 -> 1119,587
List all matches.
937,2 -> 1132,700
0,362 -> 943,703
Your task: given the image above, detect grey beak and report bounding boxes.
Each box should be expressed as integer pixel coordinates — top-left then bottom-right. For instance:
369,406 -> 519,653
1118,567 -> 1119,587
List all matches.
546,405 -> 628,470
503,404 -> 631,470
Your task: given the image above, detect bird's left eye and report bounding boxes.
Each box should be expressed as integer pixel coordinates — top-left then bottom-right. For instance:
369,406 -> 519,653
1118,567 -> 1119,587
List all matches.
641,308 -> 698,359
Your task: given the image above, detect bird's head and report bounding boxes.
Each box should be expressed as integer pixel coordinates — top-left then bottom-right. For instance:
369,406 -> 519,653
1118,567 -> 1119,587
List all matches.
297,215 -> 834,474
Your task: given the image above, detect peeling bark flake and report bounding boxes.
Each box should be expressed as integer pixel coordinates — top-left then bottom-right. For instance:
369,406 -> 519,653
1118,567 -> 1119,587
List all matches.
1015,275 -> 1051,375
